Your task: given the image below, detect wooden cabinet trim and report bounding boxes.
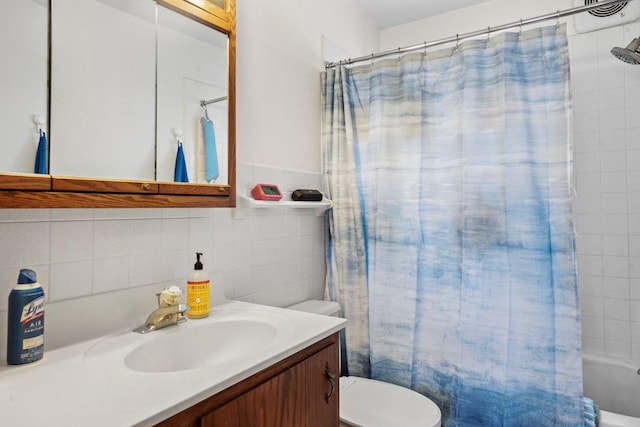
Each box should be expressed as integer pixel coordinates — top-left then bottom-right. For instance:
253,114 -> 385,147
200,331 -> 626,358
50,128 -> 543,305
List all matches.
0,172 -> 51,191
158,0 -> 232,32
0,191 -> 234,208
52,176 -> 159,194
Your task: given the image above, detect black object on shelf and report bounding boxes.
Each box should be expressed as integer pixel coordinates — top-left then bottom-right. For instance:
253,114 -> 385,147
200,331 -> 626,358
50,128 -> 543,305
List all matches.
292,189 -> 323,202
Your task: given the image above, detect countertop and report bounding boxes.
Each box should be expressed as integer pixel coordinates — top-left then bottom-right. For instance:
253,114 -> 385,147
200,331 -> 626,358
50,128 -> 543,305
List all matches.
0,300 -> 346,426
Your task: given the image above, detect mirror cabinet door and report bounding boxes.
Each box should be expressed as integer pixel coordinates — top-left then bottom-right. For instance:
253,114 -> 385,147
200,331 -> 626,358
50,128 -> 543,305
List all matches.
156,4 -> 229,185
0,1 -> 48,174
50,0 -> 157,180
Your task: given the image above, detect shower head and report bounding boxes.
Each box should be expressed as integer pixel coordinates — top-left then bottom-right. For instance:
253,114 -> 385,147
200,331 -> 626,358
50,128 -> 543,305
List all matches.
611,37 -> 640,65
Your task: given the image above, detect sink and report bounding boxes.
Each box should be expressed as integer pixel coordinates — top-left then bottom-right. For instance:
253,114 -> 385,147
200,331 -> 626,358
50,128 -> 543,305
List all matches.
126,318 -> 277,372
84,307 -> 294,373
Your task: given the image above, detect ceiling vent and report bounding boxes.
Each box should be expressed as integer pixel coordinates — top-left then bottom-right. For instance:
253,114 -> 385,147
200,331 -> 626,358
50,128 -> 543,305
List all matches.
573,0 -> 640,33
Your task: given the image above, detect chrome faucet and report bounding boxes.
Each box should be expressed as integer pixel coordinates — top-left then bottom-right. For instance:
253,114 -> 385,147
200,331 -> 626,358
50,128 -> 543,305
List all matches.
134,286 -> 189,334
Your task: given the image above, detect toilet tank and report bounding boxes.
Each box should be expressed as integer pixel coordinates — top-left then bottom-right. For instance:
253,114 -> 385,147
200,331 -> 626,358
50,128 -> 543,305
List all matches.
287,300 -> 341,317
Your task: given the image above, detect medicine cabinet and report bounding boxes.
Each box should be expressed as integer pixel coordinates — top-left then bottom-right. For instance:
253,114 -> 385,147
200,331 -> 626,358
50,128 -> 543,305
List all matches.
0,0 -> 236,208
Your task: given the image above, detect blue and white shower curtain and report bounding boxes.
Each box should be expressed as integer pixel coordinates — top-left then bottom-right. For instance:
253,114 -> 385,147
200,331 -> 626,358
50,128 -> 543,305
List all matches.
322,25 -> 584,426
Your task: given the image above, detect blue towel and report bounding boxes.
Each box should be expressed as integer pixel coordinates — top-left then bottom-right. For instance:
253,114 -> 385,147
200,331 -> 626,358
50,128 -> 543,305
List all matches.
583,397 -> 599,427
34,130 -> 47,174
174,143 -> 189,183
201,117 -> 219,183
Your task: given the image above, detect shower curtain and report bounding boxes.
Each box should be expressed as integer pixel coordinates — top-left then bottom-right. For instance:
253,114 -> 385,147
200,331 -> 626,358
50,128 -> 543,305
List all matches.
322,25 -> 584,426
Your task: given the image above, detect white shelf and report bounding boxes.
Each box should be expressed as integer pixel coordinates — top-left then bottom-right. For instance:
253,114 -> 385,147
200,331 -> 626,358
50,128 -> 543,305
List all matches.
234,194 -> 333,219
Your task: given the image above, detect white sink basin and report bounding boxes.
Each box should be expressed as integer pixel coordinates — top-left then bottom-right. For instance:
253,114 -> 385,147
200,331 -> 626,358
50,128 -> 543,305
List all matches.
84,307 -> 294,373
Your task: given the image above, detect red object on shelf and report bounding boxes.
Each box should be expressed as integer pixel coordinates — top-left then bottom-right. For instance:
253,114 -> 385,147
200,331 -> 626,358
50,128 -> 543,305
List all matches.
251,183 -> 283,201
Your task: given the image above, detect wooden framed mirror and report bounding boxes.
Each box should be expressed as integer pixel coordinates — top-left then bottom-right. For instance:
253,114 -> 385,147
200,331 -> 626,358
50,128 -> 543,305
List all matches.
0,0 -> 236,208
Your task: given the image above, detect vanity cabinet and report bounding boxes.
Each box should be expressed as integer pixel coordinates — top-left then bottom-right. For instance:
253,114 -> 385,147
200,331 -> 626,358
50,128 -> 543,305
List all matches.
155,333 -> 340,427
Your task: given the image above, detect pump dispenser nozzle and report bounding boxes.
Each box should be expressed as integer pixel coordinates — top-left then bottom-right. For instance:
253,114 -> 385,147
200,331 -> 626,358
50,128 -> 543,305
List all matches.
194,252 -> 203,270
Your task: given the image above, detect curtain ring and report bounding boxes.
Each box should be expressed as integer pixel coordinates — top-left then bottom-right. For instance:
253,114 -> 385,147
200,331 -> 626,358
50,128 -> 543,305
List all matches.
486,26 -> 491,43
397,47 -> 402,62
456,34 -> 459,50
423,41 -> 428,56
556,10 -> 560,28
519,19 -> 523,35
370,53 -> 374,66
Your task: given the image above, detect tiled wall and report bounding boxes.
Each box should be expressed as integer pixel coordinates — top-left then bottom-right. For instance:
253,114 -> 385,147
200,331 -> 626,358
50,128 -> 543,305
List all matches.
571,21 -> 640,361
0,164 -> 326,356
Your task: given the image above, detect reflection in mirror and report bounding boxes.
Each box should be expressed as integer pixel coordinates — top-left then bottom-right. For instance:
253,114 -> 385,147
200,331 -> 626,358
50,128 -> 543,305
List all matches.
156,4 -> 228,184
50,0 -> 157,180
0,0 -> 48,174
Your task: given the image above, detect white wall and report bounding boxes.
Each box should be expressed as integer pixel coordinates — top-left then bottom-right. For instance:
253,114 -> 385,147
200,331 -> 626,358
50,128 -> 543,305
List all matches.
380,0 -> 640,362
236,0 -> 379,172
0,0 -> 378,362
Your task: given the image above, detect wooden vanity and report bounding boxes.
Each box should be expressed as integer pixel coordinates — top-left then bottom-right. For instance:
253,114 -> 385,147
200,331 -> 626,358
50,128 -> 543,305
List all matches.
157,333 -> 339,427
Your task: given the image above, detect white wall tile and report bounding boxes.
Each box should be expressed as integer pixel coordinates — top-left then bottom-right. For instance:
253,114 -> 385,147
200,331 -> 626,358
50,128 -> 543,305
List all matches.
0,210 -> 50,223
601,193 -> 628,214
605,340 -> 632,359
603,255 -> 629,278
602,214 -> 628,235
578,255 -> 603,276
600,172 -> 627,193
600,109 -> 627,132
50,221 -> 94,263
602,235 -> 628,256
161,218 -> 189,251
575,214 -> 602,234
581,315 -> 604,339
94,220 -> 130,258
581,295 -> 603,318
599,129 -> 627,152
605,319 -> 631,342
93,256 -> 129,294
574,131 -> 600,153
129,219 -> 162,255
604,298 -> 630,321
604,277 -> 630,299
582,337 -> 605,355
601,150 -> 627,172
631,304 -> 640,323
0,222 -> 50,267
632,278 -> 640,299
579,275 -> 603,297
49,260 -> 93,301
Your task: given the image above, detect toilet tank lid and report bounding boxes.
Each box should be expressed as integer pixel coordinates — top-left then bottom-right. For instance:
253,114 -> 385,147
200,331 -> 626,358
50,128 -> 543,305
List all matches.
287,300 -> 341,316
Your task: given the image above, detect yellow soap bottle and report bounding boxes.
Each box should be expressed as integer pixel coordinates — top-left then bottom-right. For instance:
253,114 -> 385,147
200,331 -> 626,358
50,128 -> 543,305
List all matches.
187,252 -> 210,319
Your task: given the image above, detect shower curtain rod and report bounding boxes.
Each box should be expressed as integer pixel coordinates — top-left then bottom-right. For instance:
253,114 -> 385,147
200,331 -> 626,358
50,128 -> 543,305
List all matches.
325,0 -> 634,68
200,96 -> 227,107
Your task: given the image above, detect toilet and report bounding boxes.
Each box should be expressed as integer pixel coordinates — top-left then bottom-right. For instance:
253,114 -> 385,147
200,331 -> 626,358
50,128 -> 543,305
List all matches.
287,300 -> 441,427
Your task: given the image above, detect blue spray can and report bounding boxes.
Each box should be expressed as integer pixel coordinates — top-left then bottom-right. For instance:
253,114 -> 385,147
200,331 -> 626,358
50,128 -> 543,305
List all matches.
7,269 -> 45,365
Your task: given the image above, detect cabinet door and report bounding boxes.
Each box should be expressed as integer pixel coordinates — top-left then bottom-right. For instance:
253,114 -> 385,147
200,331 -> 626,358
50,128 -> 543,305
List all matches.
201,342 -> 339,427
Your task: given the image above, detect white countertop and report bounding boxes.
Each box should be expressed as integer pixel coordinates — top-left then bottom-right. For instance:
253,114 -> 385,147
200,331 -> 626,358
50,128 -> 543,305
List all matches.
0,301 -> 346,427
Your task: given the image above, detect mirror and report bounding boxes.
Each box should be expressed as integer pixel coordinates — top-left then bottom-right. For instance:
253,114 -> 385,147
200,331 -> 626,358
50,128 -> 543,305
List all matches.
1,0 -> 230,188
0,1 -> 48,174
49,0 -> 229,186
155,4 -> 229,184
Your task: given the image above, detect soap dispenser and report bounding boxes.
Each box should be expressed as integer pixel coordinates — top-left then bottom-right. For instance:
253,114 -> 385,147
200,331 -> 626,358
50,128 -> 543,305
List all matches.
187,252 -> 210,319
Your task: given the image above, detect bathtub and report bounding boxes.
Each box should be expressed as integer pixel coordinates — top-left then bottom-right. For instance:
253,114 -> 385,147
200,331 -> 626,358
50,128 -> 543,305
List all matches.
582,353 -> 640,427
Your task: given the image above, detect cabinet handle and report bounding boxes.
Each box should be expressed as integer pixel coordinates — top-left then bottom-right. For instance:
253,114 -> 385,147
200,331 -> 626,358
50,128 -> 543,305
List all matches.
325,362 -> 336,403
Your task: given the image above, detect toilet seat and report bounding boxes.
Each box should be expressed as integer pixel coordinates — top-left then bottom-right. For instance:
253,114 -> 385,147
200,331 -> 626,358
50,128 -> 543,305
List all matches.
340,376 -> 441,427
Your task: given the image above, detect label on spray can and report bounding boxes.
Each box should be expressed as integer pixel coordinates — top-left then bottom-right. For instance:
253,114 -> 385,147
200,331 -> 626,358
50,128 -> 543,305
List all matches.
7,270 -> 45,365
